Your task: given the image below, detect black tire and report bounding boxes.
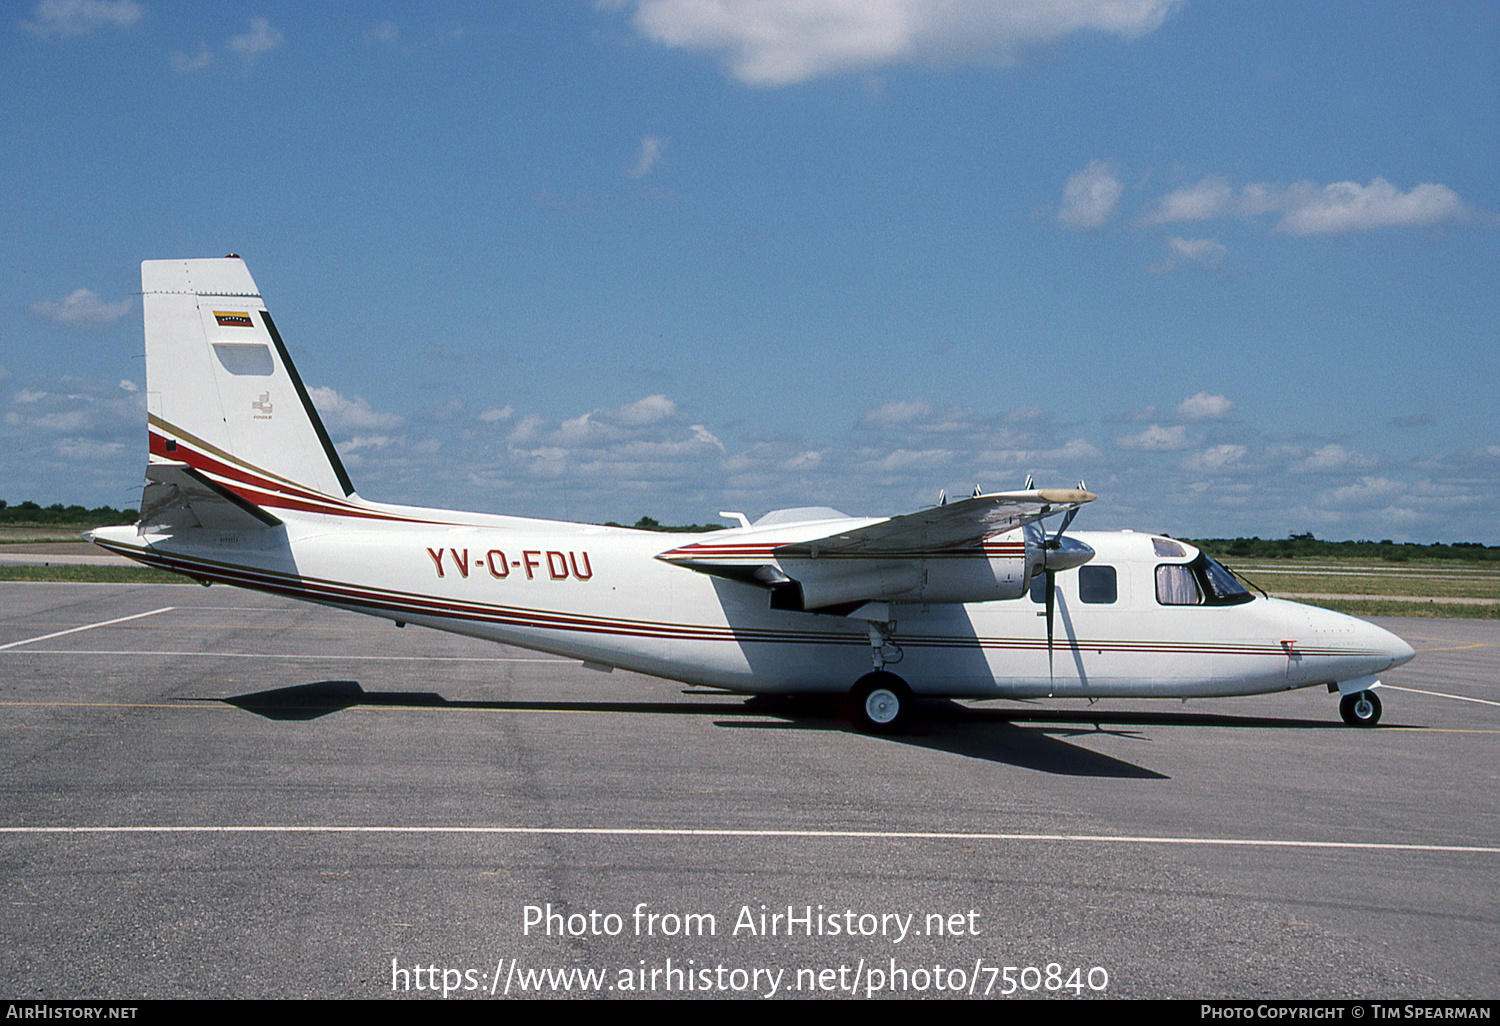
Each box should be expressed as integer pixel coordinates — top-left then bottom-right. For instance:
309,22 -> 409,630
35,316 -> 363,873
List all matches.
851,671 -> 913,734
1339,689 -> 1382,727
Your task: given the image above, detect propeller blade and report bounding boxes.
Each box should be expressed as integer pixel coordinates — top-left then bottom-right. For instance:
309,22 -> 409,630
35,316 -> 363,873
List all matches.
1045,568 -> 1055,686
1052,505 -> 1079,544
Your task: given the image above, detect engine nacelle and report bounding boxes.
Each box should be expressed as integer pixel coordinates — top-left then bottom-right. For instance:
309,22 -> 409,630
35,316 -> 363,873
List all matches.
777,534 -> 1034,610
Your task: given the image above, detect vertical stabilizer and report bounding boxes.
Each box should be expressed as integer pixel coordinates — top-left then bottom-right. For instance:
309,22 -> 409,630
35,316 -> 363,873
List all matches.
142,257 -> 357,515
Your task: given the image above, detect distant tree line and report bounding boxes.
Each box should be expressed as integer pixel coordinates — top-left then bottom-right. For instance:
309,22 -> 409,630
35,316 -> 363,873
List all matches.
602,515 -> 726,534
0,501 -> 138,527
1188,533 -> 1498,563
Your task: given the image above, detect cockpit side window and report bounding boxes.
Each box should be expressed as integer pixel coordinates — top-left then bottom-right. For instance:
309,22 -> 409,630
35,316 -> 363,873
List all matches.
1155,564 -> 1201,605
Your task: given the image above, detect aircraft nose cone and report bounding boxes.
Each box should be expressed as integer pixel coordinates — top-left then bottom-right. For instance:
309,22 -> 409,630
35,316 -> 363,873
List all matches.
1362,618 -> 1416,671
1388,633 -> 1416,670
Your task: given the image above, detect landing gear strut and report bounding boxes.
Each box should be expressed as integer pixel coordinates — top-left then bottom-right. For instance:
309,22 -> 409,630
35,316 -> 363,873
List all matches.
1339,689 -> 1382,727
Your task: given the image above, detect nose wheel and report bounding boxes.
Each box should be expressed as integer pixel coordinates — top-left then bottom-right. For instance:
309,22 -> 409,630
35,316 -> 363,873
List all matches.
1339,689 -> 1382,727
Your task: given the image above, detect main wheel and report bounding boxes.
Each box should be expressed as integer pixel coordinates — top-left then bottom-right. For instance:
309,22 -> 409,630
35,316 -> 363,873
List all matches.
1339,689 -> 1382,727
851,671 -> 913,734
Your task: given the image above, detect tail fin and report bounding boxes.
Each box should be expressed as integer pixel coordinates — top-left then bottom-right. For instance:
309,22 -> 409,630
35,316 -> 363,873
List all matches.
141,257 -> 358,522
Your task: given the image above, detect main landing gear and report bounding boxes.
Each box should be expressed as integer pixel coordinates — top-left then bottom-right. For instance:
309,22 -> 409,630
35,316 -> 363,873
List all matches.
1339,689 -> 1382,727
851,671 -> 913,734
849,614 -> 914,733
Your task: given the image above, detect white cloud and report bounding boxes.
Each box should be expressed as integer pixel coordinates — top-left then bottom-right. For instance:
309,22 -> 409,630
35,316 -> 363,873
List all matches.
977,437 -> 1103,468
617,0 -> 1182,87
1176,392 -> 1233,421
618,394 -> 676,425
363,19 -> 464,54
860,448 -> 955,474
21,0 -> 141,37
171,16 -> 285,74
1295,443 -> 1376,474
1265,178 -> 1467,236
629,135 -> 667,179
1182,443 -> 1248,473
1143,177 -> 1232,224
861,398 -> 933,428
54,438 -> 127,462
1118,172 -> 1476,244
0,375 -> 143,444
1058,161 -> 1123,230
1164,236 -> 1227,269
1116,424 -> 1189,451
171,44 -> 214,73
27,288 -> 132,329
859,398 -> 1006,439
690,424 -> 726,451
227,16 -> 284,66
1319,476 -> 1403,509
342,435 -> 398,451
306,387 -> 405,431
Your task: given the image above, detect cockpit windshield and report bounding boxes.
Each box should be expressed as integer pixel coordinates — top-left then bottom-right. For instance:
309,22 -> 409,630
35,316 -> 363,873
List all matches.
1199,554 -> 1253,603
1156,553 -> 1254,606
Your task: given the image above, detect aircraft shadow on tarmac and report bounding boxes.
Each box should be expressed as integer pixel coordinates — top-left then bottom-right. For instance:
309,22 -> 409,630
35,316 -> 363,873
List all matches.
214,679 -> 1384,780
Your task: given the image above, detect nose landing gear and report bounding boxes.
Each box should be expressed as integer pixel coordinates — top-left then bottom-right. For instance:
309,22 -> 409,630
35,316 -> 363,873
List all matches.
1339,689 -> 1382,727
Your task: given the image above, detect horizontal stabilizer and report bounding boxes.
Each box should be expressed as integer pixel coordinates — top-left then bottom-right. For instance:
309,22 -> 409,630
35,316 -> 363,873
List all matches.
140,462 -> 283,532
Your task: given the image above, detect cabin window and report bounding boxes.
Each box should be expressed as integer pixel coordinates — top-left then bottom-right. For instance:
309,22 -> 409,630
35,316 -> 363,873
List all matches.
1078,565 -> 1117,604
1030,565 -> 1118,604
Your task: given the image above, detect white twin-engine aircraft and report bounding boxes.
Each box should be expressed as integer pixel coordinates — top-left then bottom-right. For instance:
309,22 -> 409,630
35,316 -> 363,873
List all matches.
90,257 -> 1415,733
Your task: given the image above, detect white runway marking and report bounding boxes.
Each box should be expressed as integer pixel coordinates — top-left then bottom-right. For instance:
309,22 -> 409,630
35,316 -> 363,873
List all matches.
1384,684 -> 1500,708
1,648 -> 565,662
0,824 -> 1493,854
0,607 -> 175,651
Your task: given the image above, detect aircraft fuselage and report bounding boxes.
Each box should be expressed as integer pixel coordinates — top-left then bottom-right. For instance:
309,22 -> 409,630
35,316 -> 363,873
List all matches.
95,518 -> 1413,704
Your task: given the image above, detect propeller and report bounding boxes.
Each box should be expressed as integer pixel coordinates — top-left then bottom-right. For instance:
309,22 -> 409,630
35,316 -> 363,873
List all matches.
1031,482 -> 1094,688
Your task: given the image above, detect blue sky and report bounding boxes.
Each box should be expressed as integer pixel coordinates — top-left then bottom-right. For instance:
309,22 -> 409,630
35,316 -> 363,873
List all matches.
3,1 -> 1497,542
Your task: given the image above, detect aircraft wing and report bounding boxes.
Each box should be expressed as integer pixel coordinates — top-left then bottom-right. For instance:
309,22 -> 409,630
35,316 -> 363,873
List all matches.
656,489 -> 1094,611
774,488 -> 1094,557
139,462 -> 283,532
